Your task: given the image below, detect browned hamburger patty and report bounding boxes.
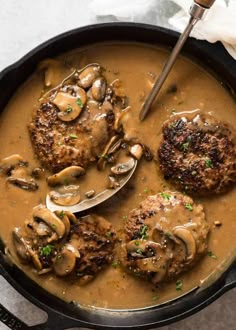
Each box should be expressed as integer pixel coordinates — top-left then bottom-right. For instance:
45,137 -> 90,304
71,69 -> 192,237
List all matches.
70,214 -> 116,282
120,192 -> 209,284
14,208 -> 116,283
28,67 -> 124,173
158,114 -> 236,195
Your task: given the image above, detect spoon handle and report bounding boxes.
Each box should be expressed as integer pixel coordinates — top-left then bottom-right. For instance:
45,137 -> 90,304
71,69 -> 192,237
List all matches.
139,0 -> 215,121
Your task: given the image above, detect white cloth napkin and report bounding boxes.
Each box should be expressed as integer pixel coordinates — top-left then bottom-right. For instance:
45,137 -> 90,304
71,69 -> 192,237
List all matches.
89,0 -> 236,59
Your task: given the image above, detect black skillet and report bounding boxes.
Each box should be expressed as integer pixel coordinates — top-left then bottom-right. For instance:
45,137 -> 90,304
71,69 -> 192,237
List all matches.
0,23 -> 236,330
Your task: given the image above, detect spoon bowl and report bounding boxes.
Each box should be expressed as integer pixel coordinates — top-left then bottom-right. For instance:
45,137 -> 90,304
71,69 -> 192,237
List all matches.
46,159 -> 138,213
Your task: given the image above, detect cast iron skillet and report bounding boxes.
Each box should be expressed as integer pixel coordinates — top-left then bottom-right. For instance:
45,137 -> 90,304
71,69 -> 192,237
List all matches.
0,23 -> 235,330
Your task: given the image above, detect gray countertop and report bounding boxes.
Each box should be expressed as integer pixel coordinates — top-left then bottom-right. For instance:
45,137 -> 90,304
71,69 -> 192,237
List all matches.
0,1 -> 235,329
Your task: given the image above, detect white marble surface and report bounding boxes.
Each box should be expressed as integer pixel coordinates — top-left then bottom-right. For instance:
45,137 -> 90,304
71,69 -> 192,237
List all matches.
0,1 -> 235,329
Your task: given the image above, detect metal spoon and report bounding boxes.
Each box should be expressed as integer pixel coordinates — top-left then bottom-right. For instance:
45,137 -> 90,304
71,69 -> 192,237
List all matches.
46,159 -> 138,213
139,0 -> 216,121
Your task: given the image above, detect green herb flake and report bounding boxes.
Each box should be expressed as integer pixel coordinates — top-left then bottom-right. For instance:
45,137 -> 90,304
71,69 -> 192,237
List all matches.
165,232 -> 171,238
59,210 -> 65,218
122,215 -> 127,221
106,231 -> 112,238
76,98 -> 83,108
144,187 -> 149,193
66,104 -> 73,113
185,203 -> 193,211
52,224 -> 57,230
64,178 -> 70,185
112,261 -> 120,269
152,295 -> 160,301
135,241 -> 140,246
181,142 -> 189,152
140,225 -> 148,240
40,244 -> 54,257
205,158 -> 214,168
176,279 -> 183,291
160,192 -> 171,200
102,154 -> 109,160
136,248 -> 143,255
208,251 -> 217,259
69,134 -> 78,139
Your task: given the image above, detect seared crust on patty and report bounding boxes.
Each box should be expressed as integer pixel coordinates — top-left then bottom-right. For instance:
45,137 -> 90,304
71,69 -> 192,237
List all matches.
29,101 -> 113,173
121,192 -> 209,284
158,114 -> 236,195
28,66 -> 126,173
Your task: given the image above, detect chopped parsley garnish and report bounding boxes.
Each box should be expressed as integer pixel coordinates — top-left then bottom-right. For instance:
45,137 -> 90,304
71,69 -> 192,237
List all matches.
69,134 -> 78,139
165,232 -> 171,238
176,279 -> 183,291
208,251 -> 217,259
185,203 -> 193,211
140,225 -> 148,240
181,142 -> 189,152
101,154 -> 109,159
112,261 -> 120,269
66,104 -> 73,113
40,244 -> 54,257
59,210 -> 65,218
52,224 -> 57,230
122,215 -> 127,221
205,158 -> 213,168
136,248 -> 143,255
64,178 -> 70,185
76,98 -> 83,108
152,295 -> 160,301
144,187 -> 149,193
135,240 -> 140,246
106,231 -> 112,238
160,192 -> 171,200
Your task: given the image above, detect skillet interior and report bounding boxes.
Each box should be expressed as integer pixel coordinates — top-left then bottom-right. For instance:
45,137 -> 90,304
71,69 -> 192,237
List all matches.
0,23 -> 236,329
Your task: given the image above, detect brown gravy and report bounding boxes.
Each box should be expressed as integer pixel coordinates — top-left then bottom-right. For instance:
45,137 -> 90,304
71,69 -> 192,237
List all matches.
0,43 -> 236,309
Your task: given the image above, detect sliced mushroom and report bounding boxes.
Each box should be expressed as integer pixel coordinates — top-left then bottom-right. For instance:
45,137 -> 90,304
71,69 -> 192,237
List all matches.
38,59 -> 66,88
0,154 -> 27,175
97,135 -> 120,171
107,139 -> 123,155
7,177 -> 38,191
91,77 -> 107,101
12,228 -> 31,262
52,91 -> 86,122
107,175 -> 120,189
47,166 -> 85,187
54,211 -> 70,238
30,251 -> 43,271
110,79 -> 126,98
129,144 -> 143,160
173,226 -> 196,262
78,64 -> 101,89
114,106 -> 131,131
65,243 -> 80,258
49,185 -> 80,206
85,190 -> 96,198
33,221 -> 53,237
7,167 -> 38,191
111,157 -> 135,175
33,205 -> 65,239
63,211 -> 78,224
53,248 -> 76,276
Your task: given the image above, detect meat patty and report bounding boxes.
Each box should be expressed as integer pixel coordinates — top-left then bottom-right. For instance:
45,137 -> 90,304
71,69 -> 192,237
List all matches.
29,65 -> 125,173
158,114 -> 236,195
120,192 -> 209,284
13,207 -> 116,283
70,214 -> 116,283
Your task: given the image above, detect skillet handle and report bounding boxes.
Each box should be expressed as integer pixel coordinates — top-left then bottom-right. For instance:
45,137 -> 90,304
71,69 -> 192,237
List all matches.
0,301 -> 84,330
